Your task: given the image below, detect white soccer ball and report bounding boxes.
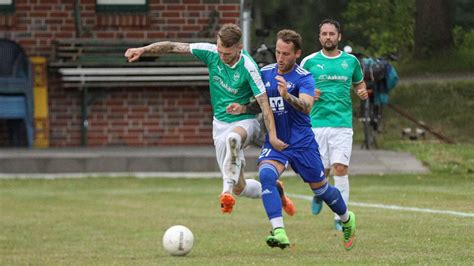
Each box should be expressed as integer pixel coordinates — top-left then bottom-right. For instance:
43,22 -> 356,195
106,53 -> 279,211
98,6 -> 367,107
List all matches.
162,225 -> 194,256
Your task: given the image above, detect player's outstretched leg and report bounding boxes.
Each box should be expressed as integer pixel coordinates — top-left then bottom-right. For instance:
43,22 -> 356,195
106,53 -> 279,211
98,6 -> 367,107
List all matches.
312,181 -> 356,250
276,180 -> 296,216
266,227 -> 290,249
342,211 -> 356,250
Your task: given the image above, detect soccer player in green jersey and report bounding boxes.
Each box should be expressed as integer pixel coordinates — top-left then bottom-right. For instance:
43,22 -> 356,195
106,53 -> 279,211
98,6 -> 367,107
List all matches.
124,24 -> 289,214
301,19 -> 368,231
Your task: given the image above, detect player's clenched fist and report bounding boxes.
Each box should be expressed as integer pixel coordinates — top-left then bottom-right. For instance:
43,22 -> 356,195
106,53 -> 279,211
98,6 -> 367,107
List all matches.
124,47 -> 145,62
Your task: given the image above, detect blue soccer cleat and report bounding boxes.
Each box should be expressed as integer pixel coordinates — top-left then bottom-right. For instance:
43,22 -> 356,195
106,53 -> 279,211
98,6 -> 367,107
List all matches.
334,219 -> 343,231
311,195 -> 323,215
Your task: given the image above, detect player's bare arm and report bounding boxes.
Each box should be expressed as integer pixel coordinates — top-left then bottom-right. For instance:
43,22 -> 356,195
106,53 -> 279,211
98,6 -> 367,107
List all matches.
276,75 -> 312,114
255,94 -> 288,151
245,100 -> 262,114
146,41 -> 190,54
354,81 -> 368,100
124,42 -> 190,62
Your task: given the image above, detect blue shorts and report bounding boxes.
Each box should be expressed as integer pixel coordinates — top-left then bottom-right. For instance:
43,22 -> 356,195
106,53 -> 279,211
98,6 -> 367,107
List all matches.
257,143 -> 326,183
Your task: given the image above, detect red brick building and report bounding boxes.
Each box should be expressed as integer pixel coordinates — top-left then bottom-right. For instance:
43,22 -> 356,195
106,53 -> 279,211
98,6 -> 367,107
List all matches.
0,0 -> 241,147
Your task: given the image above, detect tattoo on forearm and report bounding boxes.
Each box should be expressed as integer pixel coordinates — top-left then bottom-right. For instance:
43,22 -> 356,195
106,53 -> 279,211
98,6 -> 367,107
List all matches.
147,41 -> 190,54
245,100 -> 262,114
285,93 -> 311,114
256,96 -> 272,131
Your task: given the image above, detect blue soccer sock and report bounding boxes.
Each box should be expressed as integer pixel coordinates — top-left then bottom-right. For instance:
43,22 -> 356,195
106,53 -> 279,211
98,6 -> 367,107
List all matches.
259,163 -> 282,220
312,182 -> 348,218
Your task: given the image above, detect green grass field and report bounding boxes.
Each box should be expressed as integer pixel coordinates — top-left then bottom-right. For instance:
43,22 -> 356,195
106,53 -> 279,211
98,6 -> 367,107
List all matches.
1,173 -> 473,265
2,76 -> 473,265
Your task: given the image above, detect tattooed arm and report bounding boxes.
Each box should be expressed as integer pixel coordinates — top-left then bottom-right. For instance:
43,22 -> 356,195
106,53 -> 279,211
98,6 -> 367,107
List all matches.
255,93 -> 288,151
124,42 -> 190,62
275,75 -> 313,115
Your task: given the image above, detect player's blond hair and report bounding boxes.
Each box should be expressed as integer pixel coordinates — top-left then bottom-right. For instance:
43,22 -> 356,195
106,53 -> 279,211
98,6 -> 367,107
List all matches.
217,24 -> 242,47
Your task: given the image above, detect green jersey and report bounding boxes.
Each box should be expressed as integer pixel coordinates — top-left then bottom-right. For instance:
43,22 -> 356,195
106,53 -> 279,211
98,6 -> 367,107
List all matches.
301,50 -> 363,128
190,43 -> 265,123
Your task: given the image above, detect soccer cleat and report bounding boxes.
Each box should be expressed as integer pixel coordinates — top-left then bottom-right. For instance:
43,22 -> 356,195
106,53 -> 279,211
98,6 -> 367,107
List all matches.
334,219 -> 343,231
342,211 -> 356,250
266,227 -> 290,249
311,195 -> 323,215
220,192 -> 236,214
276,180 -> 296,216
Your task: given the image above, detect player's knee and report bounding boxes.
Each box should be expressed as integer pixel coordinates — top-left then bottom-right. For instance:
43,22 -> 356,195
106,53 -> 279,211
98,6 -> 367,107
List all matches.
333,163 -> 348,175
226,132 -> 241,147
258,163 -> 279,186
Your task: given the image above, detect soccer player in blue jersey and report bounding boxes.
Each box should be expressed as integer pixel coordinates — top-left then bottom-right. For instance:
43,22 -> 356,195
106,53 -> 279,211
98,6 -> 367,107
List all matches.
227,29 -> 356,250
301,19 -> 368,231
124,24 -> 294,215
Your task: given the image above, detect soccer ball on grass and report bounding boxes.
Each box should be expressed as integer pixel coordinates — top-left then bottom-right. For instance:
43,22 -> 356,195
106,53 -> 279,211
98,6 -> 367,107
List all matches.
162,225 -> 194,256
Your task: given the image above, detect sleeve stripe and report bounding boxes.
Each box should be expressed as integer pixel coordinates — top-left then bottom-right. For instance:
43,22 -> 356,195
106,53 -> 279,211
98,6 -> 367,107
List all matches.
189,43 -> 216,53
242,54 -> 265,94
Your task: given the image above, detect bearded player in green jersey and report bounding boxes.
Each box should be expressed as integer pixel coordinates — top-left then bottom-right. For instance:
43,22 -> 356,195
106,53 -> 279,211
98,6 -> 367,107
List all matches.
301,19 -> 368,231
125,24 -> 294,215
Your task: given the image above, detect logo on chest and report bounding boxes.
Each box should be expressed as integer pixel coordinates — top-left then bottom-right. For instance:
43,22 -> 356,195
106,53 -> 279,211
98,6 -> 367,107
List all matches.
269,97 -> 285,112
341,60 -> 349,69
233,72 -> 240,81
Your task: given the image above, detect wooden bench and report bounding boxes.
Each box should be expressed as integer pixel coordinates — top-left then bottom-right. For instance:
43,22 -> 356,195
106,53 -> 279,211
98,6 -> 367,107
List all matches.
50,38 -> 213,87
49,38 -> 213,146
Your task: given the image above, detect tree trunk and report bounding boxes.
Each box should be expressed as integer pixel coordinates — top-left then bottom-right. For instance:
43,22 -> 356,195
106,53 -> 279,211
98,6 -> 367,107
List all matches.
414,0 -> 454,59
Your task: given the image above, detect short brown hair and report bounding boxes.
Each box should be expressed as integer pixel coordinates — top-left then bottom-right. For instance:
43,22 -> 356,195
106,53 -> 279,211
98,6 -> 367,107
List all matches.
319,19 -> 341,34
217,23 -> 242,47
277,29 -> 302,51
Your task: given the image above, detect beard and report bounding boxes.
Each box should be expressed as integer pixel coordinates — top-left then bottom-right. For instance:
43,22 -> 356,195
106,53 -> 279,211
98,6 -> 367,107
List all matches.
278,64 -> 290,73
323,41 -> 338,51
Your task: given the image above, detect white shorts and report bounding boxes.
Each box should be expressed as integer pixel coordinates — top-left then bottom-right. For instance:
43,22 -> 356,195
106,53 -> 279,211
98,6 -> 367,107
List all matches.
213,117 -> 260,172
312,127 -> 353,169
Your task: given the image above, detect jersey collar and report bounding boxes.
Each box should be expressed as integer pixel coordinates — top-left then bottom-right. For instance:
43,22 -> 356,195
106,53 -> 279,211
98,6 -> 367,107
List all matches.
319,49 -> 342,59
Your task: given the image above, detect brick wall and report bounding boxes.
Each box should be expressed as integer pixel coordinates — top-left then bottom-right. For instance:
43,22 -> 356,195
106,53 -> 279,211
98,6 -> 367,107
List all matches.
0,0 -> 241,147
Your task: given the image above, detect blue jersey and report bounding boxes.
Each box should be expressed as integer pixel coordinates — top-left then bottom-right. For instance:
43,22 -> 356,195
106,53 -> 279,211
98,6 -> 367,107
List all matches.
260,63 -> 317,149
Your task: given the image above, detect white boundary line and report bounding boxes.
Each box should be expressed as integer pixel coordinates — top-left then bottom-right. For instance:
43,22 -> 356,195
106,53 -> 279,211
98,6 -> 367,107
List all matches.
1,173 -> 472,218
0,171 -> 297,179
287,193 -> 474,218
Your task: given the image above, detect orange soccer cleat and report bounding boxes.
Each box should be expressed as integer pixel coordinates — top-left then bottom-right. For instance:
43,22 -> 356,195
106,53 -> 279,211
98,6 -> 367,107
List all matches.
276,180 -> 296,216
220,192 -> 236,214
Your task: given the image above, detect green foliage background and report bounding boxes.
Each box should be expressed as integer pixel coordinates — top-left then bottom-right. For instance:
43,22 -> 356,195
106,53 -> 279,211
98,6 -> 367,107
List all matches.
343,0 -> 415,57
255,0 -> 474,62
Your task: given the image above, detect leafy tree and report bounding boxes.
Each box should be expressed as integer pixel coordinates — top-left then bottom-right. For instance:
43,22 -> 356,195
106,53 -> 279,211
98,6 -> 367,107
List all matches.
343,0 -> 415,57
